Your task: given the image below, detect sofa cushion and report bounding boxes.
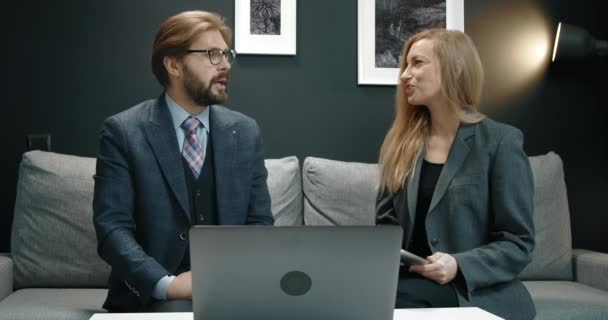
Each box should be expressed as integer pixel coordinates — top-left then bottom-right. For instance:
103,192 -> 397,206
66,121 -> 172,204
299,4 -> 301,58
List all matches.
524,281 -> 608,320
265,156 -> 303,226
0,288 -> 107,320
519,152 -> 573,281
302,157 -> 378,225
11,151 -> 110,289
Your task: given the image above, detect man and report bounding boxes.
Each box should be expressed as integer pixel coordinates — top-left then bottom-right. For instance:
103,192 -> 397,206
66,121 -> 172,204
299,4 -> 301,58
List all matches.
93,11 -> 274,312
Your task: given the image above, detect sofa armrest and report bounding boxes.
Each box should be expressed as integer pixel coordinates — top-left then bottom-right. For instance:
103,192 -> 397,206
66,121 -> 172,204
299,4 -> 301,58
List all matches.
573,248 -> 608,292
0,253 -> 13,301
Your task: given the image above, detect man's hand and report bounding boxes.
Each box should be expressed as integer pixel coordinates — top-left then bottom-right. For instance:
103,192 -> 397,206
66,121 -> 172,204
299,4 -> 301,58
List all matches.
408,252 -> 458,285
166,271 -> 192,300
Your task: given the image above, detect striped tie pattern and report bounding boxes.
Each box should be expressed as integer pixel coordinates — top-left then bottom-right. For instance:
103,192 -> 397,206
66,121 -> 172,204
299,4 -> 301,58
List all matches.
181,117 -> 204,178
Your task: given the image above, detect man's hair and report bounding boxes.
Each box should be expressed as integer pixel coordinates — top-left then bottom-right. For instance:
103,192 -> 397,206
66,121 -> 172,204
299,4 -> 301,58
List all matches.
151,11 -> 232,87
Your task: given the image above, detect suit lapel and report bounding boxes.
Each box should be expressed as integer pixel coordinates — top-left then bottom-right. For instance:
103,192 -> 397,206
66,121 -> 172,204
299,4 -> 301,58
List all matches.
209,105 -> 237,220
427,123 -> 476,215
143,95 -> 191,223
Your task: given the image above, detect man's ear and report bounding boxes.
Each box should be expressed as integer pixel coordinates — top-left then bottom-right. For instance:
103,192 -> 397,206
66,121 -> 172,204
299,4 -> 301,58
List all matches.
163,56 -> 182,79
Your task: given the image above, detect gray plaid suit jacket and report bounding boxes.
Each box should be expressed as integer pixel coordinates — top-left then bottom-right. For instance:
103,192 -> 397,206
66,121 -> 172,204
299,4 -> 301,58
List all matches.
93,94 -> 273,312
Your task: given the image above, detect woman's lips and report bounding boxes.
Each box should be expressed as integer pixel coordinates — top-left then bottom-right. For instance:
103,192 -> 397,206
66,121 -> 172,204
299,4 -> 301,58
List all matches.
404,84 -> 414,94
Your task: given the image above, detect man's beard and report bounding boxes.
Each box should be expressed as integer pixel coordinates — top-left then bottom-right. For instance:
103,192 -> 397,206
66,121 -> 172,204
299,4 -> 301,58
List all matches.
183,65 -> 229,107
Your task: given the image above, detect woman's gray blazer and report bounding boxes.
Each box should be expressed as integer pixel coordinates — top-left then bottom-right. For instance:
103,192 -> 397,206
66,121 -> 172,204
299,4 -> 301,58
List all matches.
377,118 -> 536,320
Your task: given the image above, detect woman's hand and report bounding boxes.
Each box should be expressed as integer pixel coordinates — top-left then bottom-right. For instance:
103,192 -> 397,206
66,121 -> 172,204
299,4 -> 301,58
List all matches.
409,252 -> 458,285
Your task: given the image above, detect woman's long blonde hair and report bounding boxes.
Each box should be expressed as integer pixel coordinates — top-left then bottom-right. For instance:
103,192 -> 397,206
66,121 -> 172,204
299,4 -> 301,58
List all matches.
379,29 -> 485,193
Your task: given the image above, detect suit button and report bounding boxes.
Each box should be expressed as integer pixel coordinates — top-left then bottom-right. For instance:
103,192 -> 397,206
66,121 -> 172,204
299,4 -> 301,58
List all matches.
430,238 -> 439,247
179,232 -> 187,240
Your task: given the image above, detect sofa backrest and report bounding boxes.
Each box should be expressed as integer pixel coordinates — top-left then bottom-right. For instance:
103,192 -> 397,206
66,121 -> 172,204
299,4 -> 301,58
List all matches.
11,150 -> 573,287
520,152 -> 573,280
302,157 -> 378,225
263,156 -> 303,226
11,151 -> 302,288
11,151 -> 109,289
302,152 -> 573,281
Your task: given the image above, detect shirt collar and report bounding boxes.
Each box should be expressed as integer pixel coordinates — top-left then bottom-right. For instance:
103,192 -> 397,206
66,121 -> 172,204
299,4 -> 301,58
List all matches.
165,92 -> 210,132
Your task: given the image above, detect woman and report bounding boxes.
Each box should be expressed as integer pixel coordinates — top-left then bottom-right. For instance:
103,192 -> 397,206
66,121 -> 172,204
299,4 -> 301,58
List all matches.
376,29 -> 536,319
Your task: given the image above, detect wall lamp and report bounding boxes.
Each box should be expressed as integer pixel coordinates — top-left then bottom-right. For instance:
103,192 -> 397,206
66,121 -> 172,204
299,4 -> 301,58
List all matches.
552,22 -> 608,61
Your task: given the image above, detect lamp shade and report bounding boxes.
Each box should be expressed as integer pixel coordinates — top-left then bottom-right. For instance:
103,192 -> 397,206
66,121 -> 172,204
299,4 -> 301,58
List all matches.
552,22 -> 608,61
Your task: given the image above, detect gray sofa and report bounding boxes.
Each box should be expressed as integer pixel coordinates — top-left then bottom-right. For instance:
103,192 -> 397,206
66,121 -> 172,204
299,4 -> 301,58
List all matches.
0,150 -> 607,320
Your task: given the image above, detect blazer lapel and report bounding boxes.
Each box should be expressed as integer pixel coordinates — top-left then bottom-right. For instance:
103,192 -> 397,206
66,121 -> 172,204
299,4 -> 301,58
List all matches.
209,106 -> 237,221
143,95 -> 191,223
427,123 -> 476,215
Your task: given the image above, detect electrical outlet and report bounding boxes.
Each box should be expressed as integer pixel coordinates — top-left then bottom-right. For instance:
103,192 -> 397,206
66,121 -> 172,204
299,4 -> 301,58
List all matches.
26,134 -> 51,152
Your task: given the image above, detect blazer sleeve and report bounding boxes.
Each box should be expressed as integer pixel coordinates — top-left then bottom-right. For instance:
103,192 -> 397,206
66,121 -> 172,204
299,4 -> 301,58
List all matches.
376,186 -> 400,225
93,116 -> 169,304
245,121 -> 274,225
453,129 -> 535,294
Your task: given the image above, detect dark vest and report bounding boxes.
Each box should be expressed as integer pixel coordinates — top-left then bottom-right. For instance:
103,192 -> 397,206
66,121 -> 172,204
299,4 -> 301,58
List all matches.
178,132 -> 218,273
182,136 -> 217,225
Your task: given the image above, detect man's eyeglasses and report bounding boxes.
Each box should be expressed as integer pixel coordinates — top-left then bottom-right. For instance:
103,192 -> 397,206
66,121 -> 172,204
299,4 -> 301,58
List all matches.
186,48 -> 237,65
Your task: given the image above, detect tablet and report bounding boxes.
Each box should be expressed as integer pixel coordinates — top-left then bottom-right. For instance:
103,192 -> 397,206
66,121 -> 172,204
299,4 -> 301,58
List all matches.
400,249 -> 429,266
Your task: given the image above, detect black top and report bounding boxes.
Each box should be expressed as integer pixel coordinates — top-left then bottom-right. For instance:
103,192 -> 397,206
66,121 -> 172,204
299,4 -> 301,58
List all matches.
408,159 -> 444,258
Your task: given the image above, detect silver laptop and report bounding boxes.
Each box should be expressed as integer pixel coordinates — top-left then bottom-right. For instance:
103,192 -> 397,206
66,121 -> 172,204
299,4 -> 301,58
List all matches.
189,225 -> 402,320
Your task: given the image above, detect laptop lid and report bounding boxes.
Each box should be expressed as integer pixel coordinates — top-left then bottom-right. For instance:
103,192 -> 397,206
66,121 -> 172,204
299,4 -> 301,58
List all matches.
189,225 -> 402,320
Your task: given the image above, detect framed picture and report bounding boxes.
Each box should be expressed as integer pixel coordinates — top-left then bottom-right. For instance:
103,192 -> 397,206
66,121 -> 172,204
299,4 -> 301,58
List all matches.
235,0 -> 297,55
357,0 -> 464,85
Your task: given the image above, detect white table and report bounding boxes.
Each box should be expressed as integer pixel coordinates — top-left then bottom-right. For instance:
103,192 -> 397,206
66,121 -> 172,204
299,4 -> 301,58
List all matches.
90,307 -> 503,319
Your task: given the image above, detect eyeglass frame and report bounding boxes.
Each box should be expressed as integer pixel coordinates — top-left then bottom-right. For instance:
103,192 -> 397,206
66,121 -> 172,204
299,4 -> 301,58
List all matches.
186,48 -> 237,65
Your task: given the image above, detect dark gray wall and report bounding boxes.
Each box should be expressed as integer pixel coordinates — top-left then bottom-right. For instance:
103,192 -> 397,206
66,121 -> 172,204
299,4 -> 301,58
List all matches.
2,0 -> 607,253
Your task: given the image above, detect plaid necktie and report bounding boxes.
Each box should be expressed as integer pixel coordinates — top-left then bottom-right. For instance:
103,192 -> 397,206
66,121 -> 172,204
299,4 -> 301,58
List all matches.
181,117 -> 204,178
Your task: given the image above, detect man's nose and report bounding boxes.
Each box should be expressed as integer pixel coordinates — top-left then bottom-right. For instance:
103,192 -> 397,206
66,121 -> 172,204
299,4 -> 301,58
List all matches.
219,57 -> 231,71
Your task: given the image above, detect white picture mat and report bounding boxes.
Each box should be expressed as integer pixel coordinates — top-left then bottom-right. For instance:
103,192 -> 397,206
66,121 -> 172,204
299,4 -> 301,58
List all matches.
357,0 -> 464,85
235,0 -> 297,55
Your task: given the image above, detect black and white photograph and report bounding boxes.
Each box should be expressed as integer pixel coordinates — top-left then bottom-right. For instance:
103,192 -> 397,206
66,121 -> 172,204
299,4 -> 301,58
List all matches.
358,0 -> 463,85
235,0 -> 296,55
375,0 -> 446,68
250,0 -> 281,35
